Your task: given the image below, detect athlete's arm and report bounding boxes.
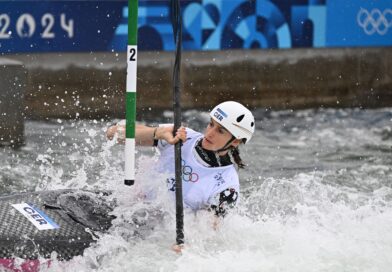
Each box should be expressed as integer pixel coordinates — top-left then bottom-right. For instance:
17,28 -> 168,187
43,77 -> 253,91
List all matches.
137,125 -> 187,146
106,123 -> 186,146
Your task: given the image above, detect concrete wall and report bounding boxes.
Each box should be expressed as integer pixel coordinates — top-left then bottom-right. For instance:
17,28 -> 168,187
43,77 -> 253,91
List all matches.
5,47 -> 392,120
0,58 -> 27,146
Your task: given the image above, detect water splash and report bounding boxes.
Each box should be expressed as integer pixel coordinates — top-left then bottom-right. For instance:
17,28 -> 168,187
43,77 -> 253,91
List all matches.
1,108 -> 392,271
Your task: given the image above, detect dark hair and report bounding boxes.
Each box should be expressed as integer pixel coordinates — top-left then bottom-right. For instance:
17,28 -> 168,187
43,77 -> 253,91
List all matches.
230,146 -> 245,169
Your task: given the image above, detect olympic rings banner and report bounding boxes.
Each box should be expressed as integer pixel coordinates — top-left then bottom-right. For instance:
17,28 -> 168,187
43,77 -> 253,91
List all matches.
327,0 -> 392,47
0,0 -> 391,53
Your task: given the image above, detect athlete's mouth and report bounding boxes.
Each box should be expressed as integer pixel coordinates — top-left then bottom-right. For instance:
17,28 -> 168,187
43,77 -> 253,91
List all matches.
204,138 -> 213,144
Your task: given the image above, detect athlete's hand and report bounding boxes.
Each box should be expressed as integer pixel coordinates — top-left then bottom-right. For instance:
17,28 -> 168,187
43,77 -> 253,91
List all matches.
156,126 -> 187,145
172,243 -> 184,254
106,124 -> 125,144
106,125 -> 117,140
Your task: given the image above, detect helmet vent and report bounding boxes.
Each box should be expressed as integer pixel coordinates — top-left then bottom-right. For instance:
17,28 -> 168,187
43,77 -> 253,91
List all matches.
236,114 -> 245,122
251,122 -> 254,127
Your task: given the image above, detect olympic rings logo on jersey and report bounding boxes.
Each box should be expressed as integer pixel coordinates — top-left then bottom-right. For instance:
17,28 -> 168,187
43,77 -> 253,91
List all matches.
181,160 -> 199,183
357,8 -> 392,35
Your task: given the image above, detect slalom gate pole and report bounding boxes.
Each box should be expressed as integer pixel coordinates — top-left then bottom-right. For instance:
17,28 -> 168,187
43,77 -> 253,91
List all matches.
171,0 -> 184,245
125,0 -> 138,186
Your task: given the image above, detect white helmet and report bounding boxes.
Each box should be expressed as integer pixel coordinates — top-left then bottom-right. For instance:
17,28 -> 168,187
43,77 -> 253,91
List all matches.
210,101 -> 255,144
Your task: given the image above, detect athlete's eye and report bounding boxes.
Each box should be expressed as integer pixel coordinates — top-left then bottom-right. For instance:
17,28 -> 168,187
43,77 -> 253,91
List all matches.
218,128 -> 225,134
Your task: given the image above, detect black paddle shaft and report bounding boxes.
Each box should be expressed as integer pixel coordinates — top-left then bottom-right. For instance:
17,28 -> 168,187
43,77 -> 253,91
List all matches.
171,0 -> 184,245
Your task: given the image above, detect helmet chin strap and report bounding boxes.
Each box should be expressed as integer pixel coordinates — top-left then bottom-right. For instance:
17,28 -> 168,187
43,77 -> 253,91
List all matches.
214,135 -> 236,154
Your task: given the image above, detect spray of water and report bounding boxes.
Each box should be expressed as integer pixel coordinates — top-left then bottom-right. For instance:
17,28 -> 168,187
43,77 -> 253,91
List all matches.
1,108 -> 392,271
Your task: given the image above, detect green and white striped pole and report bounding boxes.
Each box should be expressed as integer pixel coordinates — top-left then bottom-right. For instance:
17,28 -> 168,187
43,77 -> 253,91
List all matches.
125,0 -> 138,186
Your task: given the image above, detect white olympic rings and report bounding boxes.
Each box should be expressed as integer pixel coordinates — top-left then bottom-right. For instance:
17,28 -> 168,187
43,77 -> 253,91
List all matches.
357,8 -> 392,35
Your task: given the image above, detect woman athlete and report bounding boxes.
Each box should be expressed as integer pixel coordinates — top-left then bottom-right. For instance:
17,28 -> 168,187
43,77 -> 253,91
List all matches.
107,101 -> 255,218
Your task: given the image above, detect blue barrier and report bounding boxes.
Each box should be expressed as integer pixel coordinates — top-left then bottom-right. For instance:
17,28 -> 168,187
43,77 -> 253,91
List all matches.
0,0 -> 391,53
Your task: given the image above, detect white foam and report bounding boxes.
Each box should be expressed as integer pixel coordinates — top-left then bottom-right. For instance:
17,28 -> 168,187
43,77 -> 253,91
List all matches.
5,111 -> 392,271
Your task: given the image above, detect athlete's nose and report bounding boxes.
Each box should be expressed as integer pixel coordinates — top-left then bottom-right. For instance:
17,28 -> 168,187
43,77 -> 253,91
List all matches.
205,126 -> 215,140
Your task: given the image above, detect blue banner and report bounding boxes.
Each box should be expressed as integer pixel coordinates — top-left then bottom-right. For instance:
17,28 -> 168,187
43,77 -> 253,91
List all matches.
326,0 -> 392,47
0,1 -> 124,53
0,0 -> 391,53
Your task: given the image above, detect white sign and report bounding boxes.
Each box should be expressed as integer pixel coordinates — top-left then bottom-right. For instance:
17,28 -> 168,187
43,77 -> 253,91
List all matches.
11,203 -> 59,230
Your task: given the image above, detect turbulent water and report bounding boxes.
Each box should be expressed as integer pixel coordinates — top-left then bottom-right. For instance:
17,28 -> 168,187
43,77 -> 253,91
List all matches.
1,108 -> 392,272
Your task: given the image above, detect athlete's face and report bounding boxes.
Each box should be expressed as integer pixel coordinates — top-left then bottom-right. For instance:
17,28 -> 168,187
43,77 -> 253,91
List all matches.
202,119 -> 240,152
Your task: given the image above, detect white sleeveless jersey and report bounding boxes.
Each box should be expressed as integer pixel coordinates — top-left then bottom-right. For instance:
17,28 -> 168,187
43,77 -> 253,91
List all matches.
156,128 -> 240,210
